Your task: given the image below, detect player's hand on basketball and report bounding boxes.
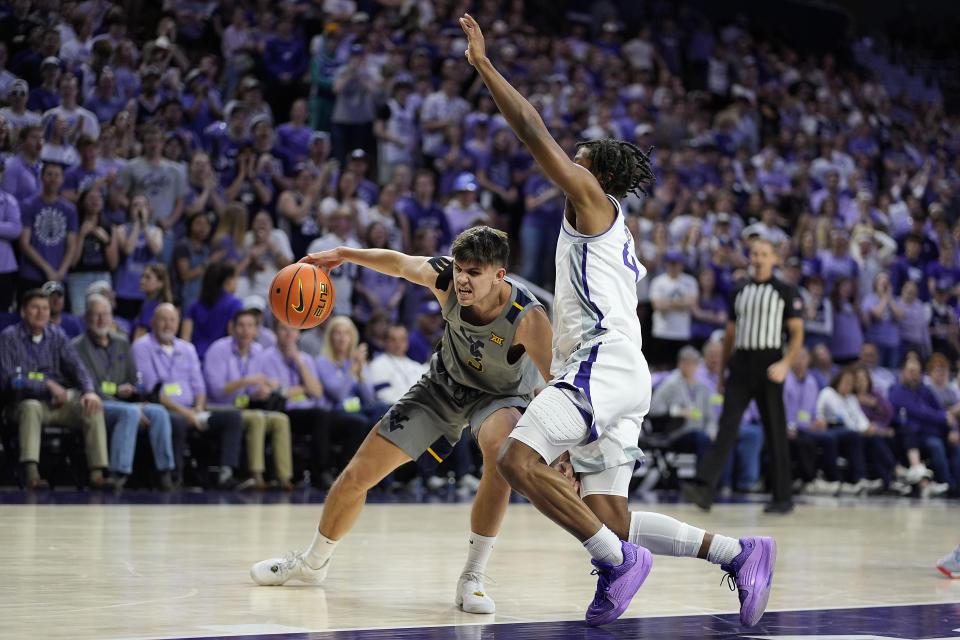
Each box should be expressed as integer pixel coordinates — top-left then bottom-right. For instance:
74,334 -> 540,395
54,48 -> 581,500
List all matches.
299,248 -> 343,271
459,13 -> 486,66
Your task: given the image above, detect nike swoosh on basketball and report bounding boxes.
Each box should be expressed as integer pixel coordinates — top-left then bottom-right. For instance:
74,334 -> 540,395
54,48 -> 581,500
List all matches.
291,280 -> 305,312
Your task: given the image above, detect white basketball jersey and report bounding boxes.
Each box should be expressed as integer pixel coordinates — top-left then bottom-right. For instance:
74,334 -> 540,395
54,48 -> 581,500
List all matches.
551,195 -> 647,373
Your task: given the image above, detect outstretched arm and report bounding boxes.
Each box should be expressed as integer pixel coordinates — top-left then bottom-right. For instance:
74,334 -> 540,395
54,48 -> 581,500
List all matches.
459,14 -> 609,230
300,247 -> 452,306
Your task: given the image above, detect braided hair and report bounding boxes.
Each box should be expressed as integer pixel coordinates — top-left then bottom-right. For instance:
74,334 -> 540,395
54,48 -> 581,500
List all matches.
575,138 -> 656,200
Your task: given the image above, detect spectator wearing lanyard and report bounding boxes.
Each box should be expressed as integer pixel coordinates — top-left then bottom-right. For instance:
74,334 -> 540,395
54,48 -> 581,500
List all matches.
203,309 -> 294,490
315,315 -> 388,430
650,346 -> 716,464
682,239 -> 804,514
73,294 -> 176,490
254,322 -> 371,489
0,289 -> 111,490
131,302 -> 247,490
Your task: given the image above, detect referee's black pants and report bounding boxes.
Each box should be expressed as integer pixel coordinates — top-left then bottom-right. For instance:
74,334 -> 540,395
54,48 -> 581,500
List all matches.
695,350 -> 793,505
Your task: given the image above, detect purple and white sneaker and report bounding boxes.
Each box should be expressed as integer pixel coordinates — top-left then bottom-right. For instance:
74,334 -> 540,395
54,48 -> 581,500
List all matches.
721,536 -> 777,627
585,540 -> 653,627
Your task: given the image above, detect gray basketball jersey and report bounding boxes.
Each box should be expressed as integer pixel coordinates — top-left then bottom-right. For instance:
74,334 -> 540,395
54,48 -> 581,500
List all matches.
437,275 -> 543,397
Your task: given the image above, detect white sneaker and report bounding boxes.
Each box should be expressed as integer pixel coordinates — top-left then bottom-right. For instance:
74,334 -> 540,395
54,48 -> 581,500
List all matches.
250,551 -> 329,586
904,464 -> 933,485
922,481 -> 950,497
860,478 -> 884,493
888,480 -> 913,496
839,481 -> 863,496
937,544 -> 960,579
455,572 -> 495,614
425,475 -> 448,491
804,478 -> 840,496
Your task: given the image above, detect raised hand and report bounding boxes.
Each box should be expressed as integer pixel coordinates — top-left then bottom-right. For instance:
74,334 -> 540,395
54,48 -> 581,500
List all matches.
458,13 -> 486,67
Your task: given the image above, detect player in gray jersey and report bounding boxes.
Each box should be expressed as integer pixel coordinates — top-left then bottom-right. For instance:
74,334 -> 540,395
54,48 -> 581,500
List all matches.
250,225 -> 554,615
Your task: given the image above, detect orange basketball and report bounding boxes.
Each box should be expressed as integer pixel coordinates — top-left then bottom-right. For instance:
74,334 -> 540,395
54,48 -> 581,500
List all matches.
268,263 -> 336,329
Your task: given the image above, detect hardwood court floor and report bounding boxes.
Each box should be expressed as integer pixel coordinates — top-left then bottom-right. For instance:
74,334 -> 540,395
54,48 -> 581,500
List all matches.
0,494 -> 958,640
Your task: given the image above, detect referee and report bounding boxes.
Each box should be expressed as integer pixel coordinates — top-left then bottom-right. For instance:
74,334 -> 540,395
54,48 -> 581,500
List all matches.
681,239 -> 804,514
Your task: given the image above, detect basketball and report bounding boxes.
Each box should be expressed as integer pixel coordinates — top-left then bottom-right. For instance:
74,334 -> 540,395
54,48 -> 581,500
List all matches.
268,263 -> 336,329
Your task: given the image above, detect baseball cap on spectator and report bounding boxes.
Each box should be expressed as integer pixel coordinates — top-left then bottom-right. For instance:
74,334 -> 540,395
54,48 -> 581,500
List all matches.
634,123 -> 653,137
184,68 -> 203,86
351,12 -> 369,23
249,113 -> 271,131
225,101 -> 248,120
42,56 -> 61,68
242,295 -> 267,313
715,212 -> 732,224
394,72 -> 415,87
154,36 -> 171,50
350,44 -> 365,56
664,250 -> 685,263
453,172 -> 478,192
349,148 -> 368,161
311,131 -> 330,144
41,281 -> 64,295
8,79 -> 28,95
241,77 -> 261,91
418,300 -> 442,316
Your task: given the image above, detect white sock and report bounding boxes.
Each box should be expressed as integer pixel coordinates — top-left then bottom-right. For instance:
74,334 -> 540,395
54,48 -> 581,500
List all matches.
706,535 -> 741,565
461,532 -> 496,578
628,511 -> 705,558
304,529 -> 338,569
583,525 -> 624,566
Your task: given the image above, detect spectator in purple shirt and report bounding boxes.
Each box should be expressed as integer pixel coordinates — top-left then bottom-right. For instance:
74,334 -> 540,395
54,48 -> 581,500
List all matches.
315,315 -> 388,429
2,124 -> 43,203
520,165 -> 563,287
0,162 -> 22,311
275,99 -> 312,166
890,233 -> 930,301
203,309 -> 293,490
0,289 -> 111,490
132,263 -> 173,341
690,267 -> 728,349
132,303 -> 246,490
398,170 -> 452,253
83,68 -> 126,124
263,13 -> 308,120
354,222 -> 405,326
17,162 -> 77,294
860,272 -> 902,369
889,358 -> 960,492
896,280 -> 931,360
181,261 -> 243,360
253,322 -> 371,489
819,229 -> 859,293
828,277 -> 864,364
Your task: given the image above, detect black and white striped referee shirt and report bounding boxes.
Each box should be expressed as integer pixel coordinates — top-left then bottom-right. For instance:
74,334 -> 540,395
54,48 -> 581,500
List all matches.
728,276 -> 803,351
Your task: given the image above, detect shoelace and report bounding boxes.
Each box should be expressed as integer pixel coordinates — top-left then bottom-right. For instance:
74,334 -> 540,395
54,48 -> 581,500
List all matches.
461,571 -> 497,587
721,571 -> 738,592
279,550 -> 305,575
590,568 -> 612,606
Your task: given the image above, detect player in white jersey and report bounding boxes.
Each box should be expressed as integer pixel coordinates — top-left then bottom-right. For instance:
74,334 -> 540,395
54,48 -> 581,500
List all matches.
460,14 -> 777,628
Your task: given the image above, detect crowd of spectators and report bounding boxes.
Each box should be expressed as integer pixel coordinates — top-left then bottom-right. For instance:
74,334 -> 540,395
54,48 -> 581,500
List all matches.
0,0 -> 957,496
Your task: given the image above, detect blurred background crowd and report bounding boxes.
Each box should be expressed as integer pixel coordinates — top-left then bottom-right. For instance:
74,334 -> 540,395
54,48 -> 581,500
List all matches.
0,0 -> 958,498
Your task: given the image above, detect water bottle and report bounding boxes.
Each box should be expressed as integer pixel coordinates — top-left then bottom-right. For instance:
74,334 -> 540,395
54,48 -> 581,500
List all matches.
136,371 -> 145,398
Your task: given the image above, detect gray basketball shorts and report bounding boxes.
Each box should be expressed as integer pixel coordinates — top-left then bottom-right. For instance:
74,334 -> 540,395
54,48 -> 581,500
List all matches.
377,365 -> 532,468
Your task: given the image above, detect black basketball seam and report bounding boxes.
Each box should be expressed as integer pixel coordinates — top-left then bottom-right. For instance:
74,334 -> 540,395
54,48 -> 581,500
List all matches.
282,264 -> 303,327
299,266 -> 318,329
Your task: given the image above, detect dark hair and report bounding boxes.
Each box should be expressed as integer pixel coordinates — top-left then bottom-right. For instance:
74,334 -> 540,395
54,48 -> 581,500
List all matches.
198,262 -> 236,307
574,138 -> 656,199
850,363 -> 873,393
77,186 -> 103,220
20,289 -> 50,307
451,225 -> 509,269
41,161 -> 63,176
829,276 -> 852,310
231,308 -> 260,325
828,364 -> 857,391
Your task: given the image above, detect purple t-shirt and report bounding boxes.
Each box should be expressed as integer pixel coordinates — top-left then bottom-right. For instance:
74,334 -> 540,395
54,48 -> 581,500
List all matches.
135,298 -> 160,332
523,173 -> 564,225
829,301 -> 864,360
353,266 -> 402,324
185,292 -> 243,360
19,195 -> 78,281
818,251 -> 859,292
859,294 -> 900,348
276,123 -> 312,164
691,292 -> 727,340
1,154 -> 42,203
